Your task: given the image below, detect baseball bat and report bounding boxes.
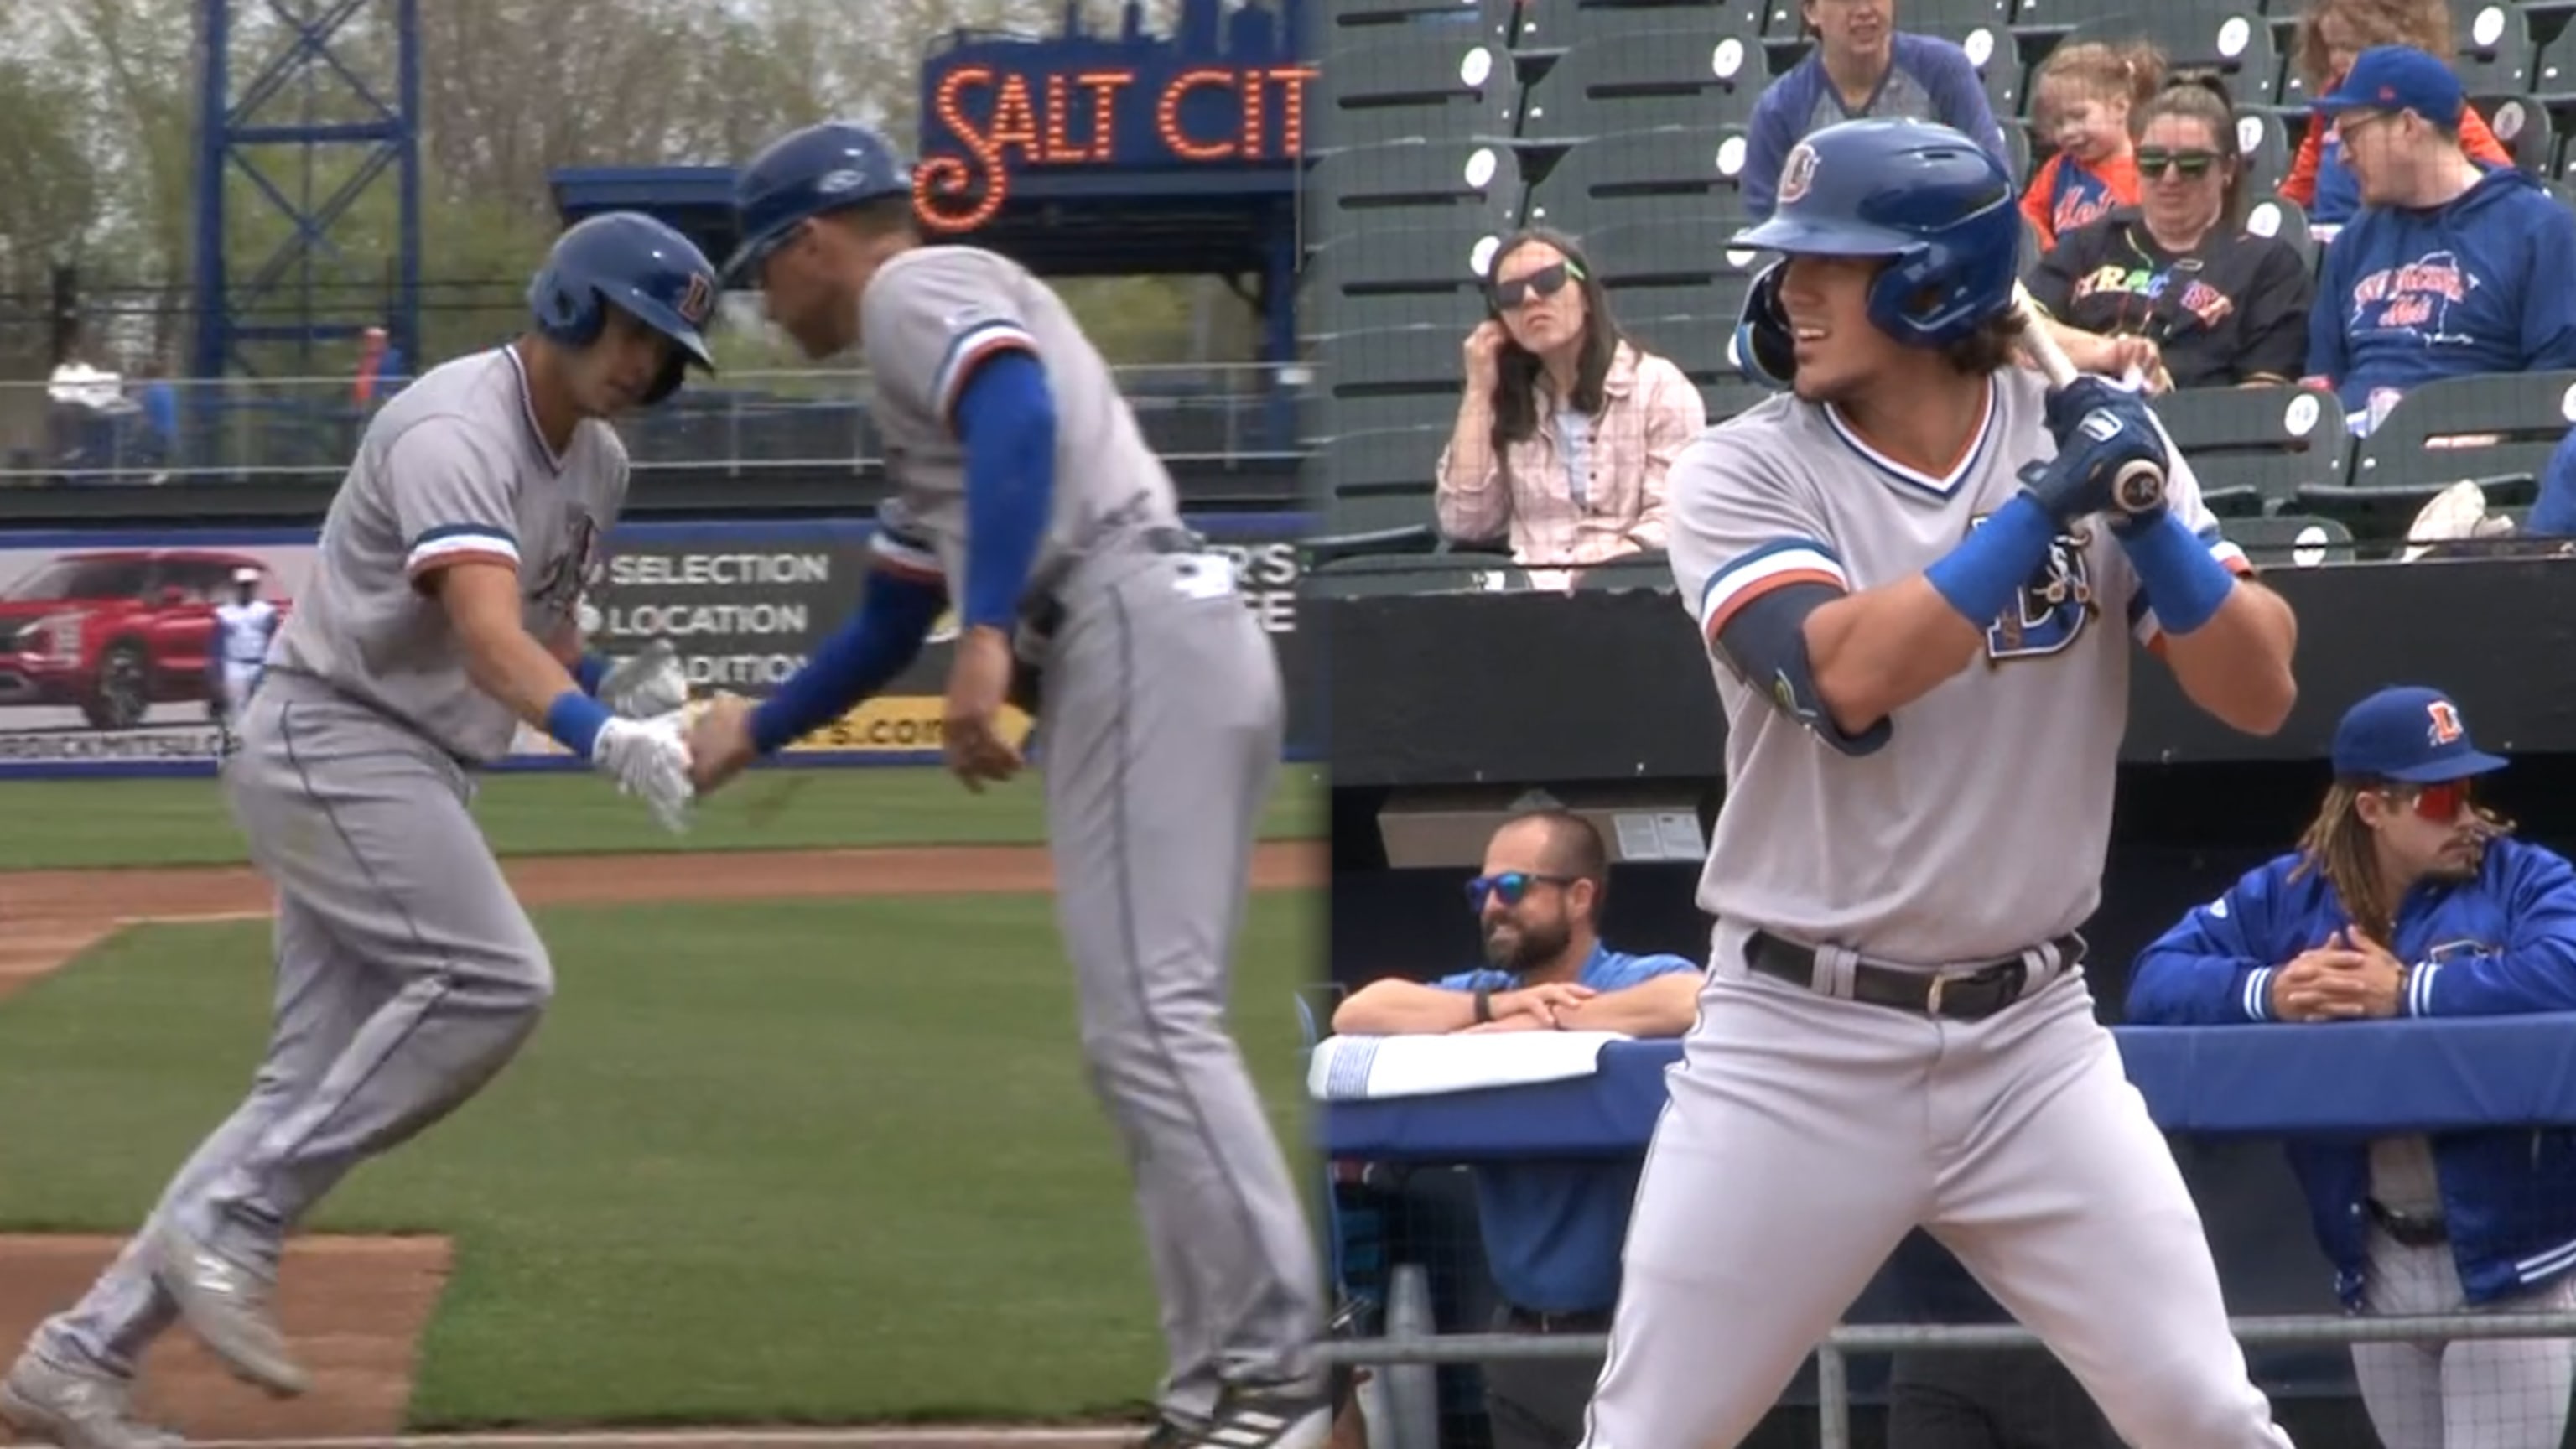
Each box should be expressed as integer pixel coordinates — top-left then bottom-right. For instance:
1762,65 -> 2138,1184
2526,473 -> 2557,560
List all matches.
2011,282 -> 2168,511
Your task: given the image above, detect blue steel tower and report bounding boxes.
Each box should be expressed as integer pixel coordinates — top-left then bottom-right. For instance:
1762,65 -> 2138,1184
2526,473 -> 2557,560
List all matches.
190,0 -> 421,386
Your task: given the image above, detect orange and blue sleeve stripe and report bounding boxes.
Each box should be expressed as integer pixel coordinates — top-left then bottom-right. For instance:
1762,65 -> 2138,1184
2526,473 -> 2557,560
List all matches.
932,318 -> 1039,432
1696,539 -> 1850,650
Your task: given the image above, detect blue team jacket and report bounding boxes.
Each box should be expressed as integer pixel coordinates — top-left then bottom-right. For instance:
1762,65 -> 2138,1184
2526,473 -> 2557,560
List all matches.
2126,837 -> 2576,1309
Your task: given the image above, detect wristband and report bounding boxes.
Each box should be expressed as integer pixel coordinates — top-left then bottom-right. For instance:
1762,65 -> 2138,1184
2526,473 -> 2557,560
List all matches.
543,688 -> 615,759
573,652 -> 613,696
1924,494 -> 2058,628
2120,512 -> 2236,637
1474,986 -> 1494,1024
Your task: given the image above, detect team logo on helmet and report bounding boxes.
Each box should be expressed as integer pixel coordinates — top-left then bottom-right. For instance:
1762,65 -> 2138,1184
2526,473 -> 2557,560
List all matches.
675,271 -> 714,327
1779,143 -> 1820,205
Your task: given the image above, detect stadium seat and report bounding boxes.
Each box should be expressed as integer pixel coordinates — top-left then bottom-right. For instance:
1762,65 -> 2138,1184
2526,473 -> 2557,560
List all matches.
2455,3 -> 2539,94
2221,512 -> 2358,569
1528,125 -> 1754,236
2242,195 -> 2315,272
1326,0 -> 1506,27
1304,219 -> 1517,296
2015,12 -> 2278,110
2235,110 -> 2292,197
2155,382 -> 2351,517
1581,207 -> 1768,284
2296,369 -> 2576,540
2490,91 -> 2560,174
1308,134 -> 1535,212
1322,29 -> 1524,146
1521,14 -> 1768,135
1317,319 -> 1476,392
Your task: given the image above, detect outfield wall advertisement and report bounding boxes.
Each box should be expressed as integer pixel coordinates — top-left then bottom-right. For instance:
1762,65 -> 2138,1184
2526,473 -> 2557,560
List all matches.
0,514 -> 1313,778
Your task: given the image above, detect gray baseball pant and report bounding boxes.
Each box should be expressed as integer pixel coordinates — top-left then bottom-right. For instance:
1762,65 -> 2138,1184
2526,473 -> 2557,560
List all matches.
1035,537 -> 1324,1422
34,677 -> 551,1378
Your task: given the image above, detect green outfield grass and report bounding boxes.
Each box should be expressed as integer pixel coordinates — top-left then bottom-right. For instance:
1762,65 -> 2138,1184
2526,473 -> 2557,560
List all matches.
0,891 -> 1325,1429
0,763 -> 1326,870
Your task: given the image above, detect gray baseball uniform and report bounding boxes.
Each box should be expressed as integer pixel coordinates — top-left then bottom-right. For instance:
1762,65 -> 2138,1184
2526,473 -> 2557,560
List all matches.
1575,369 -> 2294,1449
34,344 -> 624,1380
2350,1140 -> 2576,1449
860,244 -> 1323,1420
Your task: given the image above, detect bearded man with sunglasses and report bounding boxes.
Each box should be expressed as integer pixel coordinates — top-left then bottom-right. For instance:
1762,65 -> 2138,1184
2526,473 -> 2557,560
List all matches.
2128,684 -> 2576,1449
1332,809 -> 1699,1449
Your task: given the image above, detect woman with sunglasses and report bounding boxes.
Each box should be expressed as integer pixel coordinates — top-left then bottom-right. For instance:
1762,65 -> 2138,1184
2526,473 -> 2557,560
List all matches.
2127,684 -> 2576,1449
1436,229 -> 1706,582
2027,75 -> 2315,390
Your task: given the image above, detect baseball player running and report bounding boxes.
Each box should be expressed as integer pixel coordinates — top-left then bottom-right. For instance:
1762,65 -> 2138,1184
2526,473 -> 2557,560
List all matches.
207,566 -> 279,745
1581,118 -> 2304,1449
687,122 -> 1328,1449
0,212 -> 709,1449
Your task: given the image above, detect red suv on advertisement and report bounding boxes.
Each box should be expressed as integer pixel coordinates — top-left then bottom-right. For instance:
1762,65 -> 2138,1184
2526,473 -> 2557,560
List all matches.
0,548 -> 284,730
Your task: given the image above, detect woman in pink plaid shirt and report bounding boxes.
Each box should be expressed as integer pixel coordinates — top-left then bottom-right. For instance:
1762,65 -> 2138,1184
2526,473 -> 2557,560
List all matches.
1436,228 -> 1708,578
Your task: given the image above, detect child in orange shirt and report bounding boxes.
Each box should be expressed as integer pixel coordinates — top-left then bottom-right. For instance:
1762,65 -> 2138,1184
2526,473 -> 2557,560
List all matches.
2020,40 -> 2164,251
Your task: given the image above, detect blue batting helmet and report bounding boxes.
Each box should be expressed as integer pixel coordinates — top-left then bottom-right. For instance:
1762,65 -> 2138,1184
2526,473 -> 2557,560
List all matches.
724,121 -> 914,284
528,212 -> 720,407
1734,118 -> 2020,352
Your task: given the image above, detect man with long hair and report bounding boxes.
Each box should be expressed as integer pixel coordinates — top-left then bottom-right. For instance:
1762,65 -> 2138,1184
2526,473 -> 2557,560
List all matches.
2129,684 -> 2576,1449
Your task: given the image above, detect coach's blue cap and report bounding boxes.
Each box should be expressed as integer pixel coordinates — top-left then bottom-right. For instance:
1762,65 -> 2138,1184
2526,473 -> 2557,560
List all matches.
2331,686 -> 2507,782
2312,45 -> 2465,127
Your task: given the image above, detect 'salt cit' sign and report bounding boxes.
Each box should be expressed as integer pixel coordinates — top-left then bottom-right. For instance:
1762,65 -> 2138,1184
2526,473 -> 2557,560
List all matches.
914,63 -> 1318,231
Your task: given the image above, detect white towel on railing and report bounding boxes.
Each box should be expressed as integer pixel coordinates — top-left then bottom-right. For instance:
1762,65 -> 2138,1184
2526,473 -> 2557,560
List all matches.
1306,1031 -> 1629,1100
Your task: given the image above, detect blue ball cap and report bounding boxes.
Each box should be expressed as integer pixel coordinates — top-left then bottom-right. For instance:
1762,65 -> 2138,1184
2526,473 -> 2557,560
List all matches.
2311,45 -> 2466,128
2330,686 -> 2508,783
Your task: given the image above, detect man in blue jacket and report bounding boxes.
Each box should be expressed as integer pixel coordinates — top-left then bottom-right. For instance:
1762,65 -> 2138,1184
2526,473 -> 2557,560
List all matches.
2127,684 -> 2576,1449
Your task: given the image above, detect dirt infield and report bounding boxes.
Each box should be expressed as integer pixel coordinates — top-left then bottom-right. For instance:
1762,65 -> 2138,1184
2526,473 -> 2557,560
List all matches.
0,841 -> 1325,1446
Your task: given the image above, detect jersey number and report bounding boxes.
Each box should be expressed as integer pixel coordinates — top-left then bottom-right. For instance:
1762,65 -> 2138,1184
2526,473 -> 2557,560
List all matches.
1981,521 -> 2098,663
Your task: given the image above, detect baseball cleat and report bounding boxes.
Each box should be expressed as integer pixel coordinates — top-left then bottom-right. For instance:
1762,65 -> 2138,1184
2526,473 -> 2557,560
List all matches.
0,1349 -> 188,1449
1131,1387 -> 1333,1449
143,1222 -> 307,1399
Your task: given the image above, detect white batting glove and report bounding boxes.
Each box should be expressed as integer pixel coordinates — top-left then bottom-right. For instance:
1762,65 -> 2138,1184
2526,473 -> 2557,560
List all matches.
589,712 -> 694,834
595,639 -> 690,719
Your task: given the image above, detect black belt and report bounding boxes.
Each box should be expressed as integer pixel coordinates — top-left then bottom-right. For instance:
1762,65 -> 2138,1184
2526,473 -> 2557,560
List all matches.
2368,1198 -> 2449,1249
1745,930 -> 2082,1021
1019,525 -> 1203,637
1501,1304 -> 1613,1333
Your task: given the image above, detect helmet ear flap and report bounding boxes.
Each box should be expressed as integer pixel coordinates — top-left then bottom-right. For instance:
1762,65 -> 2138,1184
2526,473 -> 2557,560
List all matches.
1735,262 -> 1797,387
529,267 -> 604,349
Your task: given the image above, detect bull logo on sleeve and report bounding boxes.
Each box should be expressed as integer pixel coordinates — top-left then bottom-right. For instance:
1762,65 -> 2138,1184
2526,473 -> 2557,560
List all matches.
1980,518 -> 2098,662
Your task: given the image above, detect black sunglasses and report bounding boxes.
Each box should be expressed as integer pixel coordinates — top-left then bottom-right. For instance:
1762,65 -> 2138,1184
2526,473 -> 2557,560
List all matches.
1490,259 -> 1585,309
1466,871 -> 1579,910
2135,148 -> 2221,179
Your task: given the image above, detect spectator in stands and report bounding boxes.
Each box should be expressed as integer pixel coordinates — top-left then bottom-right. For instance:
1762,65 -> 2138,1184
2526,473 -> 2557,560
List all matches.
1330,809 -> 1701,1449
2019,39 -> 2160,252
2301,47 -> 2576,431
2126,684 -> 2576,1449
353,325 -> 408,408
1436,230 -> 1704,574
2029,75 -> 2316,389
2525,426 -> 2576,539
1740,0 -> 2008,219
2283,0 -> 2515,226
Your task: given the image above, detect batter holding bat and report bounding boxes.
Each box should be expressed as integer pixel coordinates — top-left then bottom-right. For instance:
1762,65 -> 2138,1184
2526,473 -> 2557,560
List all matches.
1581,118 -> 2303,1449
2,212 -> 709,1449
690,122 -> 1327,1449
